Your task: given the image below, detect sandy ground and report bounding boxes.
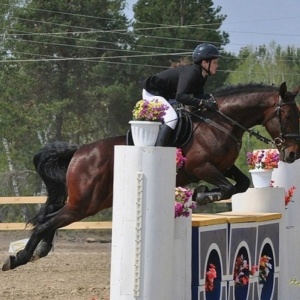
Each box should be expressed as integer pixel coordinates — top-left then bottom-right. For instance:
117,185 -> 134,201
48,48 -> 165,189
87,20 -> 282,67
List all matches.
0,230 -> 111,300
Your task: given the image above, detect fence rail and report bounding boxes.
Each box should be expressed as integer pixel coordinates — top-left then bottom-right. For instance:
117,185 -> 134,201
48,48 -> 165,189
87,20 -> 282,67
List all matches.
0,196 -> 231,231
0,196 -> 112,230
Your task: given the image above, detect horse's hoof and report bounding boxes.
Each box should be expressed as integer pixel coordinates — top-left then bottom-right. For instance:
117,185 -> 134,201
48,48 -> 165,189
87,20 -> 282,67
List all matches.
195,193 -> 209,205
30,254 -> 41,262
2,256 -> 13,271
195,192 -> 221,206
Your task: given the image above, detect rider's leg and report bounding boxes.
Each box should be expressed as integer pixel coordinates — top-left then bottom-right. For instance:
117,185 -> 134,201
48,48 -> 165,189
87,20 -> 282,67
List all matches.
155,123 -> 174,146
142,90 -> 178,146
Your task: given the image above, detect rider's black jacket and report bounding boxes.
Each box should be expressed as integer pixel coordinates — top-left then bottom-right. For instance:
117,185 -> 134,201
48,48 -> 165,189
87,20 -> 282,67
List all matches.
143,64 -> 207,107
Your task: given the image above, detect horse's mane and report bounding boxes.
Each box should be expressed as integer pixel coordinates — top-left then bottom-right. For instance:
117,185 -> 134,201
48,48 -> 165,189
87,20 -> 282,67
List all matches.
214,83 -> 278,98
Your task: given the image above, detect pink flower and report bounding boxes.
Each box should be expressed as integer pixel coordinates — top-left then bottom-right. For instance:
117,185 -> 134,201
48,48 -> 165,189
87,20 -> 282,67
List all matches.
247,149 -> 279,170
174,187 -> 195,218
176,148 -> 186,171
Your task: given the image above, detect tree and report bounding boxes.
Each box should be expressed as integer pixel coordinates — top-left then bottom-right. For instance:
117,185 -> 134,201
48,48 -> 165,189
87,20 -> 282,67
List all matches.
0,0 -> 136,202
131,0 -> 230,79
1,0 -> 133,143
227,43 -> 300,89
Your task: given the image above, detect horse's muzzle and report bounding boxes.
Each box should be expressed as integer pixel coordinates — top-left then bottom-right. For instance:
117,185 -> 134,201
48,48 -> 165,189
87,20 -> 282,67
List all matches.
282,150 -> 297,163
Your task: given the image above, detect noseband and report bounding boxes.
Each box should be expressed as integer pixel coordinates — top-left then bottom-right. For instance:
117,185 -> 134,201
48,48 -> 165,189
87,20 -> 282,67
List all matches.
263,96 -> 300,153
275,99 -> 300,144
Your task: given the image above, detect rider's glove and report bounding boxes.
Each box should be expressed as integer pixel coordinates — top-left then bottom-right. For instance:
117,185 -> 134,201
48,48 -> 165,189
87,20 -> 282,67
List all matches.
198,94 -> 218,110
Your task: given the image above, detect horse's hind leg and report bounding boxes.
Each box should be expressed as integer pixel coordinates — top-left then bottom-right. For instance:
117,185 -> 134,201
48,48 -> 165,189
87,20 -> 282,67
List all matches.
34,202 -> 85,236
2,232 -> 44,271
31,230 -> 56,261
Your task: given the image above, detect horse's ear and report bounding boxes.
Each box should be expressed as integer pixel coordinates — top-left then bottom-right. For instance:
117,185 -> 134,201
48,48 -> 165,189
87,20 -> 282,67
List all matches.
279,82 -> 287,99
291,85 -> 300,97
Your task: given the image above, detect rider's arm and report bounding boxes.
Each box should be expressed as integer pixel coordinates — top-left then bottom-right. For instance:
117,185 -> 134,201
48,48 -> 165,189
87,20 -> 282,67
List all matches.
175,66 -> 207,106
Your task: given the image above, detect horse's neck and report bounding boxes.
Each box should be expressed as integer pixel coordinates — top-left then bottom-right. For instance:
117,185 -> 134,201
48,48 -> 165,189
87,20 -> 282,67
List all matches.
219,94 -> 274,128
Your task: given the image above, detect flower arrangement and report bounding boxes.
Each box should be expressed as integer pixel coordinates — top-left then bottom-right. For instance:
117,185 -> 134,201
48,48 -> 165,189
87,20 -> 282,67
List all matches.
270,180 -> 296,207
132,99 -> 169,122
174,187 -> 196,218
233,254 -> 257,286
205,263 -> 217,292
259,255 -> 272,284
176,148 -> 186,171
247,149 -> 279,170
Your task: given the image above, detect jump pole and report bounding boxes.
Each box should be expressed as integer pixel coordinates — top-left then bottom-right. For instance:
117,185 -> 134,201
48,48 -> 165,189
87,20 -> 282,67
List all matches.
110,146 -> 176,299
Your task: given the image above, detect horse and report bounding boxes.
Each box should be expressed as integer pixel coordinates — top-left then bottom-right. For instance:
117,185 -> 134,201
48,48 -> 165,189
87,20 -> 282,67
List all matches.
2,82 -> 300,271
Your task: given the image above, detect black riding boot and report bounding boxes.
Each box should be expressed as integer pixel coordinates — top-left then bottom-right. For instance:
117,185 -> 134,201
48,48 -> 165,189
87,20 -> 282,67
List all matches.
155,124 -> 173,146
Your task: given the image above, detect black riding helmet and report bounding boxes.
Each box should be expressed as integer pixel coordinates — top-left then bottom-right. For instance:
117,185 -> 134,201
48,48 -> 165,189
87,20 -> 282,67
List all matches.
193,43 -> 221,64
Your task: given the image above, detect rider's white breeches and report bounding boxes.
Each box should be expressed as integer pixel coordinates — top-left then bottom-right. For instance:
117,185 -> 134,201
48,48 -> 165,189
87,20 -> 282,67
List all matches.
142,89 -> 178,129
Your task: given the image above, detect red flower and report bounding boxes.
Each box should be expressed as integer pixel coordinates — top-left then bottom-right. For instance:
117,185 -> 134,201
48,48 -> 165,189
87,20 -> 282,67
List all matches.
269,182 -> 296,207
233,254 -> 256,286
205,263 -> 217,292
285,186 -> 296,206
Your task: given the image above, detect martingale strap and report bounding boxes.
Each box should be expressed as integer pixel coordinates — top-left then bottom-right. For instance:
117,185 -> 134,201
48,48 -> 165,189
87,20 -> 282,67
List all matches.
200,116 -> 242,149
189,109 -> 243,150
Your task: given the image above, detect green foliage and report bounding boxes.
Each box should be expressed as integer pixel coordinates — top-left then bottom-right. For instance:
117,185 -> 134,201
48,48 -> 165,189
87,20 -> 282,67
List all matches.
227,43 -> 300,90
132,0 -> 229,74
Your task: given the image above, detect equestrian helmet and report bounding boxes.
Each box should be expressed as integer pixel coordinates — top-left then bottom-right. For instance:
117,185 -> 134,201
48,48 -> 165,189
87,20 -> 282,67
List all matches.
192,43 -> 221,64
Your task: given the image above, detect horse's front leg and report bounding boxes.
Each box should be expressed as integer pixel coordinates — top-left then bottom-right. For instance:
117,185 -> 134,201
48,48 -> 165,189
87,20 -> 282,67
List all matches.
2,231 -> 44,271
223,164 -> 250,194
192,163 -> 237,205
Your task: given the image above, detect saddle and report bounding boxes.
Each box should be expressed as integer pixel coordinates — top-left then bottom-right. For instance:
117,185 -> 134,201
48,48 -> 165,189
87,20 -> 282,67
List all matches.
127,103 -> 193,147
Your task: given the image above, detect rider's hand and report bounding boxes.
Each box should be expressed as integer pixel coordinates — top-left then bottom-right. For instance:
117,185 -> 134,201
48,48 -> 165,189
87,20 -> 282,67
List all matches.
199,95 -> 218,110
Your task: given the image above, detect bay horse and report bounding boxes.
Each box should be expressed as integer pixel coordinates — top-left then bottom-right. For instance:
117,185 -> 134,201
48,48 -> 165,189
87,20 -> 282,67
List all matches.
2,82 -> 300,271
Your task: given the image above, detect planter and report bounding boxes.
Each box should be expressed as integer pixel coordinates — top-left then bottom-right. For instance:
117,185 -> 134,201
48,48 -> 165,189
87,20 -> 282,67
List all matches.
129,120 -> 161,146
249,169 -> 273,188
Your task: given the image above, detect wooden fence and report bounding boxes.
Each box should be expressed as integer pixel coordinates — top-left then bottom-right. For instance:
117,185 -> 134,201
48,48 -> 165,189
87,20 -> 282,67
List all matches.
0,196 -> 112,231
0,196 -> 231,231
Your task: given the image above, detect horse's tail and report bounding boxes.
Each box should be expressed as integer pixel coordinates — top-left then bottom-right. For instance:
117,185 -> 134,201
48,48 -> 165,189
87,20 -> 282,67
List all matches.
29,141 -> 79,226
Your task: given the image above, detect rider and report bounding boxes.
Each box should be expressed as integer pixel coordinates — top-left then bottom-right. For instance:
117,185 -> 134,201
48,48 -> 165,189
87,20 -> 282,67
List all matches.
142,43 -> 221,146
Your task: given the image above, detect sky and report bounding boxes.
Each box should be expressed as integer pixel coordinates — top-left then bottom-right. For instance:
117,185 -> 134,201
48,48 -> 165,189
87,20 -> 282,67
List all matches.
124,0 -> 300,54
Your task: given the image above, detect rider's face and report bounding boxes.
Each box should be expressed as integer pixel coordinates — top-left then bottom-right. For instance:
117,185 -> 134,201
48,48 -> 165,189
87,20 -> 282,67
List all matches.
209,59 -> 219,75
201,58 -> 219,76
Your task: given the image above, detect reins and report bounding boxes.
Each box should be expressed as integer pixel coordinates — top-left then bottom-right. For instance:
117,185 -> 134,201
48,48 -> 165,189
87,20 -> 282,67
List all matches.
188,108 -> 275,147
215,109 -> 275,145
188,94 -> 300,148
167,93 -> 300,149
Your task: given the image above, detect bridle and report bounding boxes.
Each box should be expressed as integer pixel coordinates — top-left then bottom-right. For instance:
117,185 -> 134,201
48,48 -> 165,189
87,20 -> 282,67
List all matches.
261,96 -> 300,150
190,95 -> 300,150
275,100 -> 300,141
